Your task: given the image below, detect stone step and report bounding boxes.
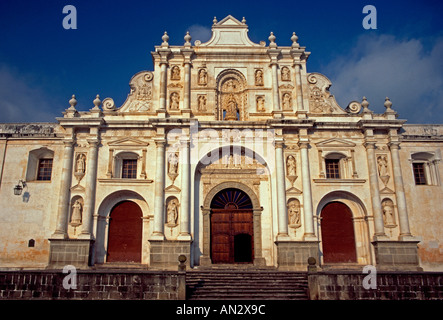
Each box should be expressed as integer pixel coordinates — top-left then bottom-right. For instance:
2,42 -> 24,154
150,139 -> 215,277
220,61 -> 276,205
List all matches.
186,269 -> 309,300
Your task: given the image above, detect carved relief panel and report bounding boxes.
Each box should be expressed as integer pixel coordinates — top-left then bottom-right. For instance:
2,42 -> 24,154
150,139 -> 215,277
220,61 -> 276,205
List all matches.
216,69 -> 247,121
198,68 -> 208,86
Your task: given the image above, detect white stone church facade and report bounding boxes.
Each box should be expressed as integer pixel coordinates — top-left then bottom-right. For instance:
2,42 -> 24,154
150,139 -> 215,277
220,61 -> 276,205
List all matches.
1,15 -> 442,271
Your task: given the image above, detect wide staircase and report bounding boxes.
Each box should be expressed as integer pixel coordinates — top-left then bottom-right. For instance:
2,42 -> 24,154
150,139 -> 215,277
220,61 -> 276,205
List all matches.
186,266 -> 309,300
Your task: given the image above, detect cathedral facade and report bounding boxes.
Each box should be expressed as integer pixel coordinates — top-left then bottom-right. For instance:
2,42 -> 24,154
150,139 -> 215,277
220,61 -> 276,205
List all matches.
1,16 -> 442,272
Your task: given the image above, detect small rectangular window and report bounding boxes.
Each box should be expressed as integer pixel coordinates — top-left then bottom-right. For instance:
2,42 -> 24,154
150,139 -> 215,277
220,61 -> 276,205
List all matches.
325,159 -> 340,179
413,162 -> 427,185
37,159 -> 53,181
122,159 -> 137,179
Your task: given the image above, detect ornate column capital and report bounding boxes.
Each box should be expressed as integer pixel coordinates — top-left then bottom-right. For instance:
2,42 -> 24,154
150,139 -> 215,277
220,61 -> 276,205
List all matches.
62,138 -> 75,147
86,138 -> 100,147
274,139 -> 285,149
298,141 -> 309,149
388,141 -> 401,150
154,138 -> 166,147
363,141 -> 376,150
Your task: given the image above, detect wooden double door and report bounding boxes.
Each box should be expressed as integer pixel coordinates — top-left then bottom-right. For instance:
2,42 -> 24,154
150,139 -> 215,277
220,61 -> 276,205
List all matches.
321,202 -> 357,263
211,209 -> 254,264
107,201 -> 142,263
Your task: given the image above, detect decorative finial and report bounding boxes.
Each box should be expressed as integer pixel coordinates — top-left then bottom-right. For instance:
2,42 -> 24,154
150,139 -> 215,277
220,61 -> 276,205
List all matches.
213,16 -> 217,25
291,32 -> 299,48
184,31 -> 191,47
361,96 -> 370,113
384,97 -> 393,111
161,31 -> 169,47
242,17 -> 246,24
269,32 -> 277,48
69,94 -> 77,109
93,94 -> 101,109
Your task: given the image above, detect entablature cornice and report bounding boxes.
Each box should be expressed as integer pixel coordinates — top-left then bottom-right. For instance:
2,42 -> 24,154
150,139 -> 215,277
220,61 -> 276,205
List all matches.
357,119 -> 406,130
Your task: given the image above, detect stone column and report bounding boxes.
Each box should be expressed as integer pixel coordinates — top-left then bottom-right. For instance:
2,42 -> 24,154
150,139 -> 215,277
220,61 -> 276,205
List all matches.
178,137 -> 191,239
299,141 -> 315,239
183,62 -> 191,112
364,142 -> 387,239
159,62 -> 168,111
389,142 -> 413,239
140,148 -> 147,179
270,63 -> 281,115
152,138 -> 166,239
79,138 -> 99,239
267,40 -> 281,118
52,138 -> 75,239
275,140 -> 288,238
200,208 -> 212,266
106,148 -> 113,178
181,45 -> 193,118
294,63 -> 304,111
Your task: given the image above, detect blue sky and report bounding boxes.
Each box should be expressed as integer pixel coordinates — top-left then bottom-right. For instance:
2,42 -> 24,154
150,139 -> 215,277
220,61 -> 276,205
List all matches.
0,0 -> 442,123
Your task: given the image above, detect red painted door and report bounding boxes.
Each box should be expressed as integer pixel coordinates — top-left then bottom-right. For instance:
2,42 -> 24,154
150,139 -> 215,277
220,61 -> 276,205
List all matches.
321,202 -> 357,263
107,201 -> 142,263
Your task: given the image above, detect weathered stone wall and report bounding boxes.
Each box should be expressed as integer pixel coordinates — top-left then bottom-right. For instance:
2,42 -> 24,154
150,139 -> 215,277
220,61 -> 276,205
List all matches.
0,269 -> 185,300
308,271 -> 443,300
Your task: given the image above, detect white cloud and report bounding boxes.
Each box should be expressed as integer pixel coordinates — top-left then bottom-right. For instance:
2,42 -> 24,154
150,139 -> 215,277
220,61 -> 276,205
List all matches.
323,34 -> 443,124
186,24 -> 212,44
0,66 -> 58,123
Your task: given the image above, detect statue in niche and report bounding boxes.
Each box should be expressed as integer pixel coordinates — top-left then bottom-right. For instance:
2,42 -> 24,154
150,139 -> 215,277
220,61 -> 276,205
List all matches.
255,69 -> 264,86
75,153 -> 86,174
286,155 -> 297,176
171,66 -> 180,80
70,199 -> 82,227
382,199 -> 396,227
224,99 -> 238,120
256,96 -> 265,112
167,198 -> 179,227
168,152 -> 179,175
281,67 -> 291,81
286,155 -> 297,186
377,155 -> 390,186
198,69 -> 208,85
169,92 -> 180,110
282,93 -> 292,110
224,79 -> 236,92
198,95 -> 207,111
377,155 -> 388,176
287,199 -> 301,228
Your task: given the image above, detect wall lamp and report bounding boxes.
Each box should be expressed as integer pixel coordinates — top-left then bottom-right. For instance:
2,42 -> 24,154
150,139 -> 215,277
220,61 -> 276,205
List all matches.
14,180 -> 27,196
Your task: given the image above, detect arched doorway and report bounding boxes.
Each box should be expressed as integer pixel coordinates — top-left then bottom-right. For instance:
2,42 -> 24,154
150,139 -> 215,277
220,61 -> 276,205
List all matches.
210,188 -> 254,264
107,201 -> 142,263
320,202 -> 357,263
